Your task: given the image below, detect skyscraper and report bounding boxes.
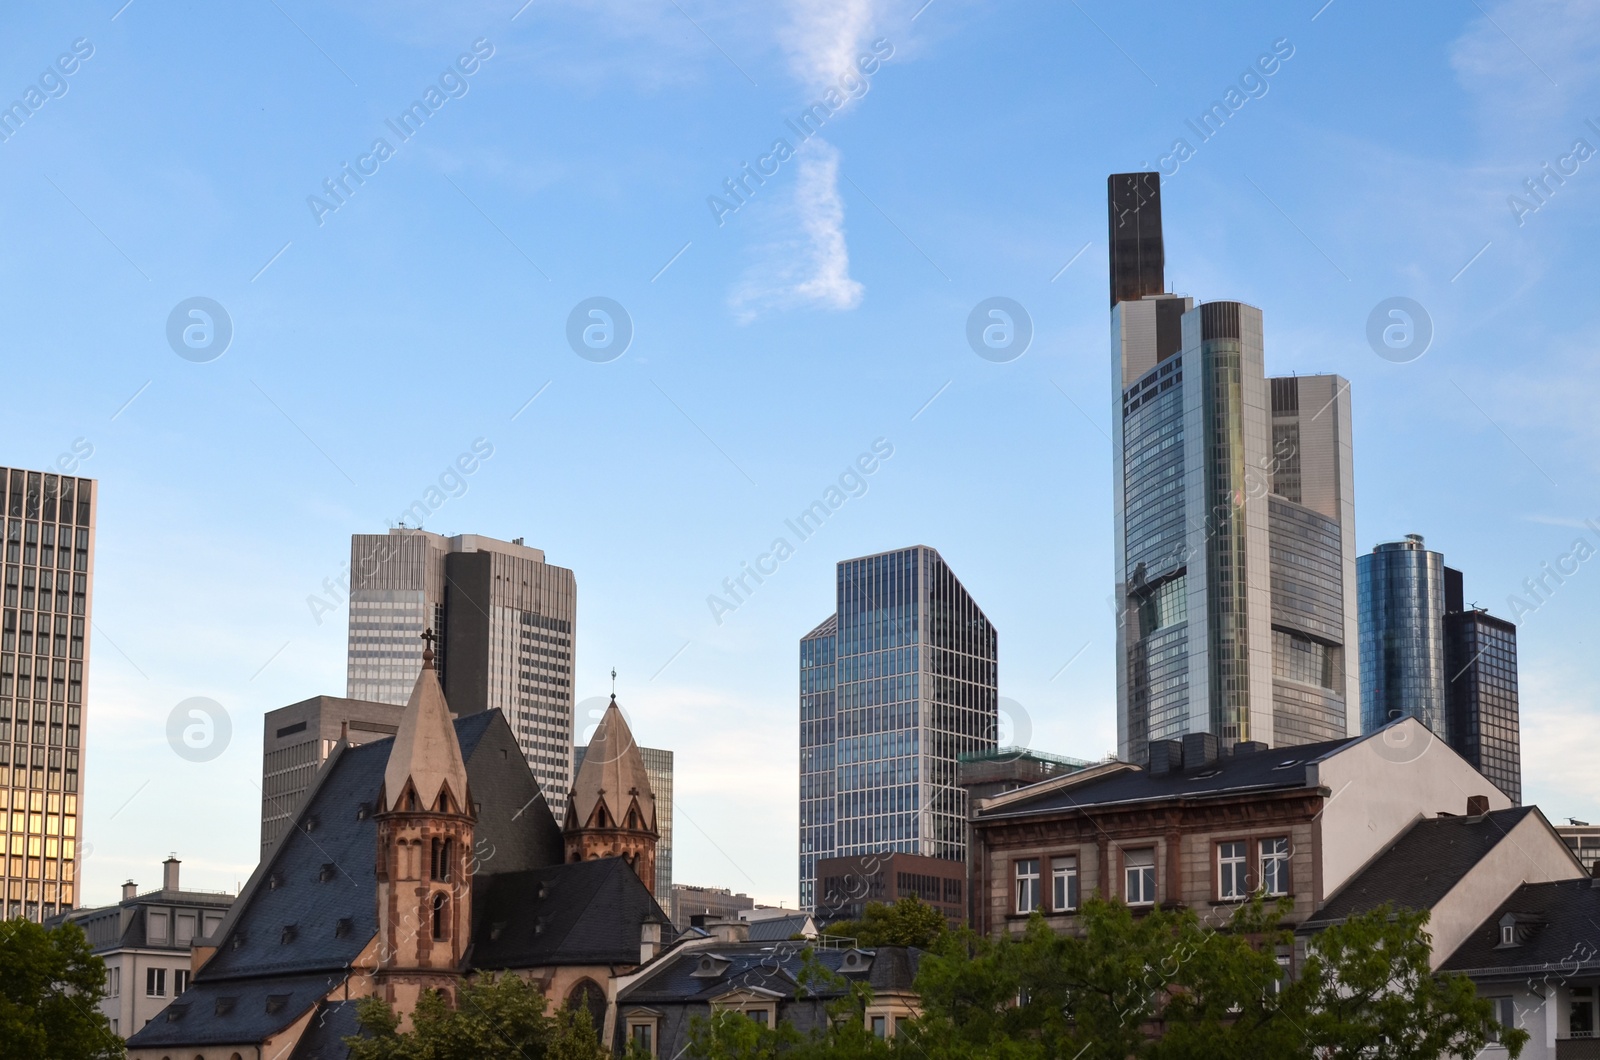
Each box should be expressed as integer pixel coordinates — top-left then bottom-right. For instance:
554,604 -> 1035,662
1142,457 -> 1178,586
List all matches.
1109,173 -> 1359,765
346,529 -> 577,804
798,546 -> 997,913
576,740 -> 673,907
1358,535 -> 1520,802
1,467 -> 94,921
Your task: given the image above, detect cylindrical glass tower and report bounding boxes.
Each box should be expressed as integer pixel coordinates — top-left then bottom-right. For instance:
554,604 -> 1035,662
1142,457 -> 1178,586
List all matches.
1357,535 -> 1447,737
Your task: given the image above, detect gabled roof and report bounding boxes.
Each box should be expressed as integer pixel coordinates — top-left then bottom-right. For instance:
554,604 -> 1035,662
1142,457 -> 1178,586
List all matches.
471,857 -> 671,969
746,914 -> 816,941
1303,806 -> 1539,928
976,734 -> 1364,819
1440,877 -> 1600,977
382,661 -> 469,813
566,697 -> 655,833
620,942 -> 921,1006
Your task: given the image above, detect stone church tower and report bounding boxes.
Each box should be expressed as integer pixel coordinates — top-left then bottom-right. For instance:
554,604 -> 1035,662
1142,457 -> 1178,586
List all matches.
373,632 -> 475,1011
564,696 -> 658,891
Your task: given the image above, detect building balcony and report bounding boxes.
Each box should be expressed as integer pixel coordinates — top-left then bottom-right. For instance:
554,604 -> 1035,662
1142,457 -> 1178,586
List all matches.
1558,1037 -> 1600,1060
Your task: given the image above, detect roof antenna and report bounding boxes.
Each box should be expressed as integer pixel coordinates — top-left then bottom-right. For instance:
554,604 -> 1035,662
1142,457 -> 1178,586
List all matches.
611,667 -> 617,701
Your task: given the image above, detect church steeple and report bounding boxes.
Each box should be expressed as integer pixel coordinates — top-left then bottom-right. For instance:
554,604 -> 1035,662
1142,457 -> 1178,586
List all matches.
373,631 -> 475,1013
565,694 -> 658,891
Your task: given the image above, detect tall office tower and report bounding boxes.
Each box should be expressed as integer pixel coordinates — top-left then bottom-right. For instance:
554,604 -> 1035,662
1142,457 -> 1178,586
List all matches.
1109,173 -> 1358,765
575,742 -> 673,907
259,695 -> 403,855
0,468 -> 94,921
1358,536 -> 1520,802
346,529 -> 577,803
798,546 -> 997,913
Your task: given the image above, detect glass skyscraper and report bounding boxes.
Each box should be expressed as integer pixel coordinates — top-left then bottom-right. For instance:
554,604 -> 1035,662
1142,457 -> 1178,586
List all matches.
1358,535 -> 1521,802
1109,173 -> 1359,764
346,529 -> 577,803
1,467 -> 94,921
798,546 -> 997,913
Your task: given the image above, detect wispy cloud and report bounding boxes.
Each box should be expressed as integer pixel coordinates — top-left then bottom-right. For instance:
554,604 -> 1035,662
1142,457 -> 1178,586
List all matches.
779,0 -> 879,92
730,140 -> 864,321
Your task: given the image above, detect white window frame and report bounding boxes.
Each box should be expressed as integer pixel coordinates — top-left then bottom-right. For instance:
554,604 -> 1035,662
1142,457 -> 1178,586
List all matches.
628,1021 -> 657,1056
146,966 -> 165,998
1014,859 -> 1040,914
1218,841 -> 1248,900
1051,856 -> 1079,912
1124,849 -> 1156,906
1259,837 -> 1290,896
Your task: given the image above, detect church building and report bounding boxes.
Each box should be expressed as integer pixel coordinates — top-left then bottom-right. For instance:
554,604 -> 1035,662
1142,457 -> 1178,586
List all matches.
126,640 -> 670,1058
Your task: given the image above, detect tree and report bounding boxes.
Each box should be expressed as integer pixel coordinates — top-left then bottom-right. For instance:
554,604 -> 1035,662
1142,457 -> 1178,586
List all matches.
0,916 -> 123,1060
345,972 -> 605,1060
821,898 -> 946,949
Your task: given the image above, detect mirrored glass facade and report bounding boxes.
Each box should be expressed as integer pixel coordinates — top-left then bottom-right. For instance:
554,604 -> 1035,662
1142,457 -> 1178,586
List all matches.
0,467 -> 93,921
798,546 -> 997,913
1445,610 -> 1520,804
1357,535 -> 1447,736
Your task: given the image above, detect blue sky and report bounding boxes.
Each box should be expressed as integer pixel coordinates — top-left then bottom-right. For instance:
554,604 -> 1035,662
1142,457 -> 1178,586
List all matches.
2,0 -> 1598,907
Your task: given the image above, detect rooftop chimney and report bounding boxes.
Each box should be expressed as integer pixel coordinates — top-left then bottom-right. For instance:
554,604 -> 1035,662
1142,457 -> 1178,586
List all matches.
707,918 -> 749,944
1591,862 -> 1600,888
163,856 -> 181,893
1233,740 -> 1269,756
640,920 -> 662,963
1182,733 -> 1220,770
1467,795 -> 1490,817
122,880 -> 137,901
1147,739 -> 1183,776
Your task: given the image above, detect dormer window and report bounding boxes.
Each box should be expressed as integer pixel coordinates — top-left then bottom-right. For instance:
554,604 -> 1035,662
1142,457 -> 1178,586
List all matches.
334,918 -> 353,939
319,863 -> 336,883
1501,924 -> 1515,945
691,954 -> 732,979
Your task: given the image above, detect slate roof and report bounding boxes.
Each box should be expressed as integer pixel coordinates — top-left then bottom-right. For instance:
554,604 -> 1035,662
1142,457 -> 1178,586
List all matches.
977,734 -> 1364,818
621,943 -> 921,1006
1439,877 -> 1600,978
471,857 -> 671,969
746,914 -> 814,941
1303,806 -> 1539,928
121,972 -> 345,1048
290,1000 -> 366,1060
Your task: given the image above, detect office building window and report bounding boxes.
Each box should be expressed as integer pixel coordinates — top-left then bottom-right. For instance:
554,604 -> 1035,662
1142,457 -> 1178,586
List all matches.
1014,859 -> 1040,914
1124,849 -> 1156,906
146,967 -> 165,997
1051,856 -> 1079,912
1218,841 -> 1248,900
1260,837 -> 1290,896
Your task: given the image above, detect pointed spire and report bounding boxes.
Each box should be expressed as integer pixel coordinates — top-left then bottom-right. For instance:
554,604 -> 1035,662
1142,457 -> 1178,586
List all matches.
382,658 -> 469,814
568,698 -> 655,833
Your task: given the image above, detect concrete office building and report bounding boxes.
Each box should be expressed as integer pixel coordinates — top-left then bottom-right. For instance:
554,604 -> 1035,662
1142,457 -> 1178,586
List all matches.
51,857 -> 234,1039
259,695 -> 403,855
576,741 -> 673,908
1108,172 -> 1359,765
799,545 -> 998,912
670,884 -> 754,931
1,466 -> 94,921
345,529 -> 577,804
1358,536 -> 1521,802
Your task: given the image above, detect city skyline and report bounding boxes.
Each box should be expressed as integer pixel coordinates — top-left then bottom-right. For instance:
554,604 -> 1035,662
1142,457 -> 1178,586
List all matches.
4,1 -> 1598,911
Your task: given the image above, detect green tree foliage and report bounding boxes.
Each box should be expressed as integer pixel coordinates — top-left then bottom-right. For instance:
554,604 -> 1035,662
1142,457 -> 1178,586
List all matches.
0,917 -> 123,1060
820,897 -> 946,949
345,972 -> 605,1060
900,898 -> 1524,1060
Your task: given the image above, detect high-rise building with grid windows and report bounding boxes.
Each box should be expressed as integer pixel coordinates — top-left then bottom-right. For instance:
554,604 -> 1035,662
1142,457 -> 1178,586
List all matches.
1358,536 -> 1521,803
1108,173 -> 1359,765
1,467 -> 94,922
798,546 -> 997,913
345,529 -> 577,804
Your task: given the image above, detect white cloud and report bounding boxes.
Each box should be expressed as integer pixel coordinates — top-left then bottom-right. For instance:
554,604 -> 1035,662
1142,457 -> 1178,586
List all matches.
779,0 -> 879,92
1451,0 -> 1600,133
729,139 -> 864,322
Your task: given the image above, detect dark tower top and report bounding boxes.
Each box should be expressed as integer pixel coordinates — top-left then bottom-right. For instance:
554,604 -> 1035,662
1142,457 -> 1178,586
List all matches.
1107,172 -> 1166,308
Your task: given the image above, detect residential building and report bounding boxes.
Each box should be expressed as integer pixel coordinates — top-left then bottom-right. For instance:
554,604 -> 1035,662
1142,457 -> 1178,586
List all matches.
125,655 -> 669,1058
49,857 -> 234,1038
613,925 -> 923,1056
1358,535 -> 1521,802
1558,823 -> 1600,875
577,740 -> 673,908
966,718 -> 1528,939
815,851 -> 966,928
1440,874 -> 1600,1060
799,546 -> 998,912
259,694 -> 402,855
1107,173 -> 1359,765
1,466 -> 94,921
345,529 -> 577,803
670,885 -> 754,931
